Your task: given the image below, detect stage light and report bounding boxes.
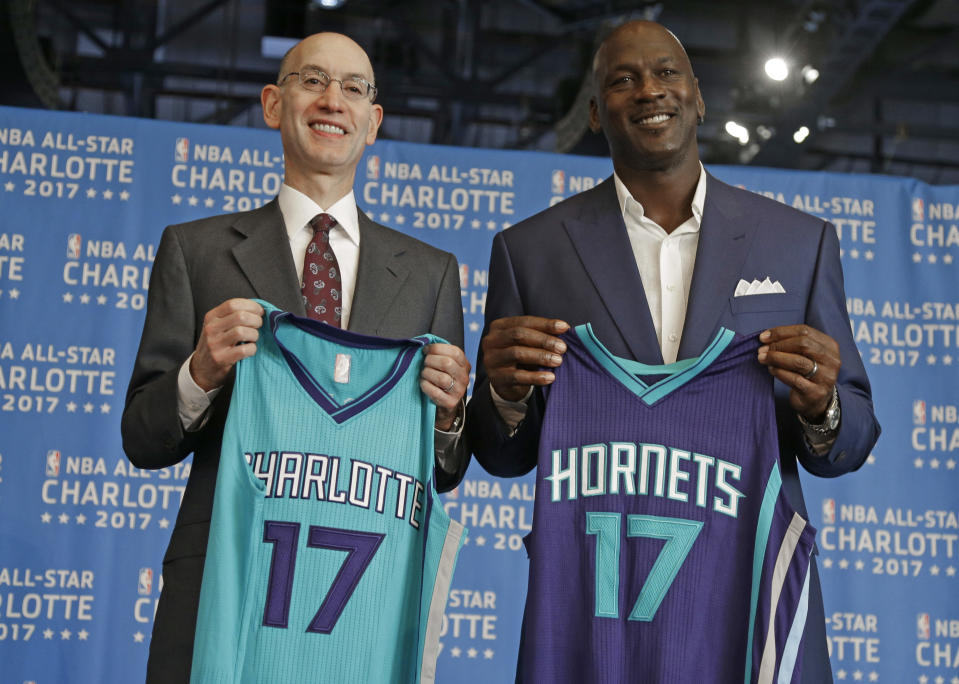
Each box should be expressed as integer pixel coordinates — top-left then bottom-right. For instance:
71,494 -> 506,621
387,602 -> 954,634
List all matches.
312,0 -> 346,8
801,65 -> 820,84
793,126 -> 810,144
725,121 -> 750,145
764,57 -> 789,82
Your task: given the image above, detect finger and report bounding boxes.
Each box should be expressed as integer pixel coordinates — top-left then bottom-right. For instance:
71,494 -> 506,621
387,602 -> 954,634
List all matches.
419,377 -> 461,411
489,316 -> 569,335
484,325 -> 567,355
489,368 -> 556,389
484,344 -> 564,371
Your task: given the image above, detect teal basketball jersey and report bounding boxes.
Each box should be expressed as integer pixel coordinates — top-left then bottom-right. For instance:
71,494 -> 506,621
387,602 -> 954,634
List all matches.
190,301 -> 466,684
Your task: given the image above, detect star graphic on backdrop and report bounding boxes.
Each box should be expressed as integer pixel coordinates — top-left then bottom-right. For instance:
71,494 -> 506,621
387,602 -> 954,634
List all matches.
120,190 -> 130,200
866,453 -> 877,465
912,253 -> 922,263
134,632 -> 146,643
100,403 -> 111,414
43,629 -> 54,639
9,288 -> 20,299
928,254 -> 938,264
950,567 -> 959,577
914,457 -> 924,468
171,194 -> 182,205
469,321 -> 481,332
61,629 -> 72,640
949,460 -> 958,470
839,249 -> 845,258
380,212 -> 390,222
486,220 -> 497,230
394,214 -> 405,224
97,295 -> 107,305
80,293 -> 90,304
75,514 -> 87,524
850,249 -> 860,259
501,221 -> 512,229
86,188 -> 97,198
450,647 -> 462,658
865,250 -> 875,260
474,536 -> 486,547
83,403 -> 94,413
855,560 -> 865,570
852,672 -> 863,681
930,458 -> 941,469
102,189 -> 114,200
927,355 -> 938,365
204,197 -> 215,208
66,401 -> 77,412
839,558 -> 849,569
188,196 -> 198,206
158,518 -> 170,529
467,648 -> 478,658
41,512 -> 52,523
484,649 -> 494,659
943,355 -> 954,366
836,669 -> 847,680
944,254 -> 954,264
471,219 -> 481,229
918,675 -> 928,684
822,558 -> 834,568
868,672 -> 879,682
5,181 -> 15,191
63,292 -> 74,303
78,629 -> 89,640
930,565 -> 941,576
59,513 -> 70,524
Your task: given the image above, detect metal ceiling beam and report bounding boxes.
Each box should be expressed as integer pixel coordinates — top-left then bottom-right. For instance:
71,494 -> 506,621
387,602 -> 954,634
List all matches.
750,0 -> 921,167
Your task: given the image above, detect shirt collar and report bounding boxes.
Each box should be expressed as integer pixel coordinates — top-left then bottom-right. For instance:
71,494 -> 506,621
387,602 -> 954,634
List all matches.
277,184 -> 361,246
613,163 -> 707,229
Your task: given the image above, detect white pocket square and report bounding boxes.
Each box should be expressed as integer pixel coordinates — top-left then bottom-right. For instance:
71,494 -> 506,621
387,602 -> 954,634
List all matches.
734,278 -> 786,296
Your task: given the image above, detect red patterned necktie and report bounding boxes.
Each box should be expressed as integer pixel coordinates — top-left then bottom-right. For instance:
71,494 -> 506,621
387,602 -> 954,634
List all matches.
300,213 -> 343,326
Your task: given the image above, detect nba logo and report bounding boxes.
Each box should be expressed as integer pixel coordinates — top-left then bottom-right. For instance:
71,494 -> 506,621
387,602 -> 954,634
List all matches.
46,450 -> 61,476
913,400 -> 926,425
138,568 -> 154,595
66,234 -> 82,259
917,613 -> 930,639
459,264 -> 469,289
551,169 -> 565,195
175,137 -> 189,162
912,197 -> 924,222
822,498 -> 836,524
366,155 -> 380,180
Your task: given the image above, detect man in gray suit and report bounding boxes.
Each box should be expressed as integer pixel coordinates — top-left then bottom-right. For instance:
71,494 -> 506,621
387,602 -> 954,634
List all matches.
122,32 -> 470,683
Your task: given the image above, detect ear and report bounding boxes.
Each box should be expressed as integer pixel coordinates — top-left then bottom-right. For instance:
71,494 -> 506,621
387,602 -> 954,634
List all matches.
694,78 -> 705,122
366,103 -> 384,145
261,85 -> 282,130
588,96 -> 602,134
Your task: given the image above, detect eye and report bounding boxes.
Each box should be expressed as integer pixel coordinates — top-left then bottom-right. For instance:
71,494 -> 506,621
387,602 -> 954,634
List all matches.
344,79 -> 366,95
607,75 -> 633,90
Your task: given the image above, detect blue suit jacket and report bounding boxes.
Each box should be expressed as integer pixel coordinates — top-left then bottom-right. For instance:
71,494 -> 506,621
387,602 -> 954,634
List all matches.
466,173 -> 880,683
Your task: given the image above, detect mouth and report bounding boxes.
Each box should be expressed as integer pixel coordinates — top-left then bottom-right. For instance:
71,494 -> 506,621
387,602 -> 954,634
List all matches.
309,121 -> 346,136
632,112 -> 674,126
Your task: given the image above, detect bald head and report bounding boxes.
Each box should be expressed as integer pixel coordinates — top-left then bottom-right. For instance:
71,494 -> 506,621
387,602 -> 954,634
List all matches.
277,32 -> 376,86
592,21 -> 693,86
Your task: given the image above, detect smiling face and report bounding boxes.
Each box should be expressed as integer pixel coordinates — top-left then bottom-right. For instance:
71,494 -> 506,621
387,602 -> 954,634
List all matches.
261,33 -> 383,195
589,21 -> 705,175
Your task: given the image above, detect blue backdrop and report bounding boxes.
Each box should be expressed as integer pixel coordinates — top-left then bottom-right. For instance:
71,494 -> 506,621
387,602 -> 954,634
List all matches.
1,104 -> 957,683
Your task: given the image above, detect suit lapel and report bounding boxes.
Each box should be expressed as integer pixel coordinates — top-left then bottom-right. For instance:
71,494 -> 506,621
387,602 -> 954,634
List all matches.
563,180 -> 662,363
231,199 -> 305,314
679,174 -> 757,358
348,212 -> 410,336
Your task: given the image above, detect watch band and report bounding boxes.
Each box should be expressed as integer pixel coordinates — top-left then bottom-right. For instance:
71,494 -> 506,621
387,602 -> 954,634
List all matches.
798,385 -> 840,434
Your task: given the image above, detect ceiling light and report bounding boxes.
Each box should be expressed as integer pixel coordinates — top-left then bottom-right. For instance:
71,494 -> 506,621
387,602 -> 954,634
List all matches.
801,65 -> 820,84
725,121 -> 750,145
311,0 -> 346,8
764,57 -> 789,82
793,126 -> 810,144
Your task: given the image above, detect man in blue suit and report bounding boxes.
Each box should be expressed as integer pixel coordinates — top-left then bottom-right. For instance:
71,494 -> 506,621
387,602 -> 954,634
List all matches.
466,20 -> 880,683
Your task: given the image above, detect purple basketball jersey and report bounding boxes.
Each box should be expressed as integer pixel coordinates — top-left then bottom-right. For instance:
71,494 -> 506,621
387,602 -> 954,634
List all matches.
518,324 -> 815,684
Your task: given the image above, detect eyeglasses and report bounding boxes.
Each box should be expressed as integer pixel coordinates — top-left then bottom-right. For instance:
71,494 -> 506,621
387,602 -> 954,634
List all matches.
280,68 -> 377,102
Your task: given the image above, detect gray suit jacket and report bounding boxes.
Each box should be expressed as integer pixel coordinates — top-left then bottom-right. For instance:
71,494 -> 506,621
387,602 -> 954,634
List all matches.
121,199 -> 467,682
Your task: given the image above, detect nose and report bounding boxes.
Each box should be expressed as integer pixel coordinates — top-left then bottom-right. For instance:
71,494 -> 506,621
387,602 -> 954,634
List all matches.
316,81 -> 347,109
632,74 -> 666,100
